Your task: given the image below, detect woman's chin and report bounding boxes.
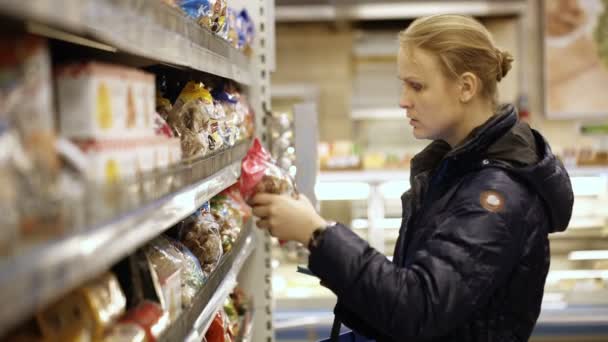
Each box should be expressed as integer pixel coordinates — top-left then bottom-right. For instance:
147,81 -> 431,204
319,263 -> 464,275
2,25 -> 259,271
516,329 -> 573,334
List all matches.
411,127 -> 430,140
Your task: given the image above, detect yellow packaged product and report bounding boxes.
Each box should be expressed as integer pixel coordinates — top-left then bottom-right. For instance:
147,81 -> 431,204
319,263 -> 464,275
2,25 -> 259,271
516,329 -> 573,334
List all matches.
77,273 -> 127,339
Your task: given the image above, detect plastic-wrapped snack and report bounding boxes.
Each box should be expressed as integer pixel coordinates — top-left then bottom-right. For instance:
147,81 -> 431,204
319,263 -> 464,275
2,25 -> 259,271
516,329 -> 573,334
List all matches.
153,112 -> 174,138
210,195 -> 241,253
181,0 -> 227,33
170,81 -> 216,158
178,203 -> 223,274
144,236 -> 183,322
170,240 -> 207,307
224,7 -> 239,48
211,84 -> 240,147
210,99 -> 230,150
237,9 -> 255,55
240,139 -> 297,201
156,94 -> 172,121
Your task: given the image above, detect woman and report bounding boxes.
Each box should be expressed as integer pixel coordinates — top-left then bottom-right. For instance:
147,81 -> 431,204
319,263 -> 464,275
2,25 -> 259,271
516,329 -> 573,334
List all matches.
251,14 -> 574,341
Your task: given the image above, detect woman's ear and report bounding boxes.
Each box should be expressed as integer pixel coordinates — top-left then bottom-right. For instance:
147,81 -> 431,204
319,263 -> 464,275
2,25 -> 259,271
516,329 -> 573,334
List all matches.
459,72 -> 479,103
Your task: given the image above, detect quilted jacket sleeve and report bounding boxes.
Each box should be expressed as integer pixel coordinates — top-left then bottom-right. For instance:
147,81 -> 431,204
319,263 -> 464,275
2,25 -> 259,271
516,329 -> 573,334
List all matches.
308,172 -> 530,340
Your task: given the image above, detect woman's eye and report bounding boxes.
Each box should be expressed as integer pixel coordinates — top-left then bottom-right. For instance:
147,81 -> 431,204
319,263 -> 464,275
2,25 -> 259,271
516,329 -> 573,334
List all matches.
411,83 -> 423,91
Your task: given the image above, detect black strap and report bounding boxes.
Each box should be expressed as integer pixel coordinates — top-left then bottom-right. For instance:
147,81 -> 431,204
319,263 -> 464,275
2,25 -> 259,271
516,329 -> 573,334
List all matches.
330,316 -> 342,341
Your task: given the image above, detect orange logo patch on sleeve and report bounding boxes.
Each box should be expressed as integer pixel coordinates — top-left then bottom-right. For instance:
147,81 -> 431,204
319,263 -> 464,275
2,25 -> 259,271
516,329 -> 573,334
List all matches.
480,190 -> 505,212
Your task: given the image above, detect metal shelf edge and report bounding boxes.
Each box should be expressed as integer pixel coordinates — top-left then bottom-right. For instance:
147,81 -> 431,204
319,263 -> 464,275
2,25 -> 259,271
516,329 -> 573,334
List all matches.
0,159 -> 242,336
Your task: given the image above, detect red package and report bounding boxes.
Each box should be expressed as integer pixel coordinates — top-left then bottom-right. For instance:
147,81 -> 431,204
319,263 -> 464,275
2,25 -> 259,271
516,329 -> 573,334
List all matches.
205,312 -> 225,342
239,138 -> 297,201
120,301 -> 169,342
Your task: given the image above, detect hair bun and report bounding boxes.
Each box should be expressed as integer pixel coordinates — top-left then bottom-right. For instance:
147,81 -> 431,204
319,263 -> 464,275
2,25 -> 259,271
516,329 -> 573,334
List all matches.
496,49 -> 514,82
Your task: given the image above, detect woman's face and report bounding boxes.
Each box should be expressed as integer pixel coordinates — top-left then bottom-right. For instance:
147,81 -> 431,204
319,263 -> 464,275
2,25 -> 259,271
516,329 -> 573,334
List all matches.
397,46 -> 464,142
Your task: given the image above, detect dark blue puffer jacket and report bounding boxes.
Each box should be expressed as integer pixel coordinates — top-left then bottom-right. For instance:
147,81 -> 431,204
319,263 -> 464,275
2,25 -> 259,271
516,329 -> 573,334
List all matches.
308,105 -> 574,342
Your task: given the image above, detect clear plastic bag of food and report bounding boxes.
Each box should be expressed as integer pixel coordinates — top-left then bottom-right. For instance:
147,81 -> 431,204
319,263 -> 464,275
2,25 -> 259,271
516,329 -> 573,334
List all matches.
210,195 -> 241,254
179,203 -> 223,274
169,81 -> 217,158
209,100 -> 228,151
239,139 -> 297,201
144,236 -> 184,321
170,240 -> 207,307
212,84 -> 240,148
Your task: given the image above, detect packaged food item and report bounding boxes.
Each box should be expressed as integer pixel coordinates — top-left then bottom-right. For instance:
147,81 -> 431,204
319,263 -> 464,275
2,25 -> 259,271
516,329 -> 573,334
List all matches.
211,186 -> 251,252
56,62 -> 155,139
0,34 -> 66,246
74,139 -> 139,220
222,7 -> 239,47
170,240 -> 206,307
78,273 -> 128,338
169,81 -> 218,158
181,0 -> 227,33
0,124 -> 19,255
205,312 -> 227,342
239,139 -> 298,201
210,196 -> 240,254
36,292 -> 92,341
155,94 -> 172,121
178,202 -> 223,274
103,323 -> 146,342
37,273 -> 126,341
0,34 -> 58,175
242,100 -> 255,141
236,9 -> 255,55
119,301 -> 169,342
145,236 -> 184,322
212,83 -> 242,147
153,112 -> 174,138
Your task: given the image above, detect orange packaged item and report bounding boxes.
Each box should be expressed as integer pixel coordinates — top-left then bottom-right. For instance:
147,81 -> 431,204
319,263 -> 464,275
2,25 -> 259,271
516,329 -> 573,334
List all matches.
120,301 -> 169,342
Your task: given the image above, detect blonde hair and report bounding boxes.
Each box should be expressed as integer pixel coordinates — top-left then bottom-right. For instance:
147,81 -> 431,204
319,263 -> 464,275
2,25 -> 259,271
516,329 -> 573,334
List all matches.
399,14 -> 513,103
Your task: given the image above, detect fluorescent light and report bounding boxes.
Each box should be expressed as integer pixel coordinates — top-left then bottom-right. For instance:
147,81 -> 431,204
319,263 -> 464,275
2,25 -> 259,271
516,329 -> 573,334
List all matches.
315,182 -> 370,201
546,270 -> 608,282
569,250 -> 608,260
571,176 -> 607,197
380,181 -> 410,199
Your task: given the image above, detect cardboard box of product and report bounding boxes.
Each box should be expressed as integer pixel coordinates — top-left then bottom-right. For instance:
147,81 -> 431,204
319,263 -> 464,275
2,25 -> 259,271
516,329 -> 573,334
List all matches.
56,62 -> 155,139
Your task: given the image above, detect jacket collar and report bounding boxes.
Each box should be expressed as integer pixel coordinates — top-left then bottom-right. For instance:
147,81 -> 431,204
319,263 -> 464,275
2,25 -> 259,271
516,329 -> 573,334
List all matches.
410,104 -> 518,183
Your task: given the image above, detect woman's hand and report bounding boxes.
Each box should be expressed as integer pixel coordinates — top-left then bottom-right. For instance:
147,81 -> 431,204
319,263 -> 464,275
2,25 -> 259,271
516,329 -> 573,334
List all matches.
250,193 -> 327,245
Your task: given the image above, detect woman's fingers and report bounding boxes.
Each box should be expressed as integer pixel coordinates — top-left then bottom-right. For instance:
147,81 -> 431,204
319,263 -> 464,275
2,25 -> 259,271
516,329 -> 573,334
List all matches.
256,218 -> 270,230
252,205 -> 271,218
250,193 -> 277,206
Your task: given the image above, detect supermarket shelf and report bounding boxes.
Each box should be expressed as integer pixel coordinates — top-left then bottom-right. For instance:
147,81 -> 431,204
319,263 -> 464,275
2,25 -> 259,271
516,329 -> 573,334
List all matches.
0,0 -> 251,85
0,144 -> 249,336
160,222 -> 255,342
